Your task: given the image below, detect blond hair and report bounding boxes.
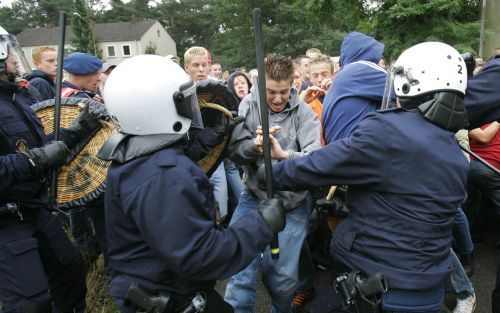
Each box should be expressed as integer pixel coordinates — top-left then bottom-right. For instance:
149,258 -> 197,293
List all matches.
184,46 -> 209,66
309,54 -> 334,74
32,46 -> 56,65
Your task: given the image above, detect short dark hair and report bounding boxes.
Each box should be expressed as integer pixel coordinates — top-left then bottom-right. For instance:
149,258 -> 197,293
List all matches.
265,54 -> 294,83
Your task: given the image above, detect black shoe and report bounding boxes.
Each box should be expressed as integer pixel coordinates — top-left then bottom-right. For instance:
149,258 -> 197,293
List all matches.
460,251 -> 474,277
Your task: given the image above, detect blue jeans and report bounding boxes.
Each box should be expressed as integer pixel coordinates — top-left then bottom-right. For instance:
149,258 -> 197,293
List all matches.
210,163 -> 229,219
225,160 -> 245,218
453,206 -> 474,255
449,248 -> 474,299
224,192 -> 309,313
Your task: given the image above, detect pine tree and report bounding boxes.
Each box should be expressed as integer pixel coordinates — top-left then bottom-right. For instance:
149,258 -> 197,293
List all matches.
70,0 -> 102,58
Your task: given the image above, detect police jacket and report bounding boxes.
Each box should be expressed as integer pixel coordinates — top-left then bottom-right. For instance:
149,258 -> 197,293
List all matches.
465,55 -> 500,129
27,70 -> 55,101
270,109 -> 469,290
0,79 -> 82,213
0,79 -> 49,211
105,144 -> 274,298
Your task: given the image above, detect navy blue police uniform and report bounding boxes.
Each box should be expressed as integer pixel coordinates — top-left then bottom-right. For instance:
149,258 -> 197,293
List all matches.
269,109 -> 470,311
105,139 -> 277,313
0,78 -> 87,312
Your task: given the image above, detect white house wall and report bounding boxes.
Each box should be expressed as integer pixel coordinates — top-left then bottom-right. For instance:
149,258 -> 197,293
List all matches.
138,21 -> 176,57
99,40 -> 138,65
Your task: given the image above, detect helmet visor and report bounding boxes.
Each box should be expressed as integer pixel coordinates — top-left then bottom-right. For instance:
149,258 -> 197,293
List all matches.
177,80 -> 204,129
381,65 -> 398,111
0,34 -> 31,78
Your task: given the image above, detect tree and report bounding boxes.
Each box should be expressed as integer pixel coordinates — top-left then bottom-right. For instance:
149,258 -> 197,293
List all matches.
70,0 -> 102,58
370,0 -> 481,61
154,0 -> 219,59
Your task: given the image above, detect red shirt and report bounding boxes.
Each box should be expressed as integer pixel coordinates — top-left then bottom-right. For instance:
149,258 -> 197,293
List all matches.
470,123 -> 500,169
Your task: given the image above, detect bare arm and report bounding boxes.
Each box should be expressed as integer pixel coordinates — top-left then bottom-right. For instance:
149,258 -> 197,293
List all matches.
469,121 -> 500,144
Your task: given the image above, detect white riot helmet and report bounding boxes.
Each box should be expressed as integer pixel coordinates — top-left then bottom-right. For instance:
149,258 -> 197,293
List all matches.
393,42 -> 467,98
104,55 -> 202,135
0,26 -> 32,80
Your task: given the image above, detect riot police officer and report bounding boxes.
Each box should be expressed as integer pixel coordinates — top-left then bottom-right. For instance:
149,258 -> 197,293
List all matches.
98,55 -> 286,313
0,26 -> 106,312
264,42 -> 471,312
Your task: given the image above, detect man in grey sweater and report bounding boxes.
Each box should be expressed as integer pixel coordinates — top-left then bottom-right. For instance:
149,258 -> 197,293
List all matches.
224,54 -> 322,313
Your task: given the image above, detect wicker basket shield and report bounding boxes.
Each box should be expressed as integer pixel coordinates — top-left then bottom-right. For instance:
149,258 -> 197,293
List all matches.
196,92 -> 235,176
32,97 -> 117,208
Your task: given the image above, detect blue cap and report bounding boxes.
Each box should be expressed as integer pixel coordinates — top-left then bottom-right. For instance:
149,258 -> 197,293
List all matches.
63,52 -> 103,75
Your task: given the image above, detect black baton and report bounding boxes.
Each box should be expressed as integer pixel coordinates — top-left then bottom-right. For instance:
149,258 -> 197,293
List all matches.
253,8 -> 279,260
49,11 -> 67,210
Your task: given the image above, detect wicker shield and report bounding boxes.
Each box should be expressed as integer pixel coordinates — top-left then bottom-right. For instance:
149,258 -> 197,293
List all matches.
32,97 -> 117,208
196,88 -> 236,176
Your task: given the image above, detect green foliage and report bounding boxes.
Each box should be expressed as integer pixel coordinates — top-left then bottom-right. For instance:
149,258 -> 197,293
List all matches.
367,0 -> 481,61
153,0 -> 219,59
6,0 -> 481,68
70,0 -> 102,58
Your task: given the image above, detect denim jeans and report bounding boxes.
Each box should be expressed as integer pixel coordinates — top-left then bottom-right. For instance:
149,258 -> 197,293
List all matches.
453,206 -> 474,255
449,248 -> 474,299
210,162 -> 229,219
225,160 -> 245,218
224,192 -> 309,313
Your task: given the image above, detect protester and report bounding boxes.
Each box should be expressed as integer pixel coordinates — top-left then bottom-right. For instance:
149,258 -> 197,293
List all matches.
99,55 -> 286,313
224,54 -> 322,313
184,46 -> 231,220
210,60 -> 223,80
227,71 -> 251,102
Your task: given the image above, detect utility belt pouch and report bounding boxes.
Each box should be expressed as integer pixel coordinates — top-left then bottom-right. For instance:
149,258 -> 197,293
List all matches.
124,283 -> 207,313
334,271 -> 388,313
124,283 -> 171,313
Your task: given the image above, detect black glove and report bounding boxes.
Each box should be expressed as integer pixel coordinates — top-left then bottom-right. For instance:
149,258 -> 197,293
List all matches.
210,115 -> 246,141
65,102 -> 109,145
258,198 -> 286,234
196,80 -> 239,112
21,141 -> 69,176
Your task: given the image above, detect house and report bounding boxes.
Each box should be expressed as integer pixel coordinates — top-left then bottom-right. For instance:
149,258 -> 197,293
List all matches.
16,20 -> 176,68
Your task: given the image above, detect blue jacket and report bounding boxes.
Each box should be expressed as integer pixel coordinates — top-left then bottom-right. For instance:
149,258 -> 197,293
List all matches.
465,56 -> 500,129
105,146 -> 274,298
0,79 -> 49,211
27,70 -> 55,101
270,109 -> 469,290
61,81 -> 95,99
322,32 -> 386,143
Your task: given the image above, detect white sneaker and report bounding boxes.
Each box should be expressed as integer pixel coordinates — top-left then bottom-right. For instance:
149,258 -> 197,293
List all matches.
453,294 -> 476,313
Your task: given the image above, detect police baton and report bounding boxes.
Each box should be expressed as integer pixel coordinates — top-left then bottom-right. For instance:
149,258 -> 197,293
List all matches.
253,8 -> 279,260
49,11 -> 67,210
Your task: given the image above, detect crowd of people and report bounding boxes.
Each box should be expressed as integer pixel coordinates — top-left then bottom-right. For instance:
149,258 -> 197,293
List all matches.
1,22 -> 500,313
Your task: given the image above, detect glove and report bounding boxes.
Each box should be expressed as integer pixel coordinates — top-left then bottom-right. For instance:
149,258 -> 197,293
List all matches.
21,141 -> 69,176
196,80 -> 239,112
257,198 -> 286,234
65,102 -> 109,144
210,114 -> 246,141
257,163 -> 267,190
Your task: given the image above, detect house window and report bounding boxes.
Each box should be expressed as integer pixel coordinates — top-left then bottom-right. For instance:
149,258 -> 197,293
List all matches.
157,30 -> 161,38
122,45 -> 131,57
107,46 -> 116,57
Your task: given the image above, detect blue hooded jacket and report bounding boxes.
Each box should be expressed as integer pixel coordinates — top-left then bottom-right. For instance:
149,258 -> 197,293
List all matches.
322,32 -> 386,144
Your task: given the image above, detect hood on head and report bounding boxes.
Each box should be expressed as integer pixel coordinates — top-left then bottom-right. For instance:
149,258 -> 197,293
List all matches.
339,32 -> 384,67
227,71 -> 252,101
